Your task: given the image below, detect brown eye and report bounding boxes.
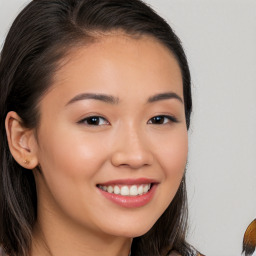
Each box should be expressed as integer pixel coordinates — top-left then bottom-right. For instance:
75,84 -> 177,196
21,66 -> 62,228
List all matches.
148,115 -> 178,125
79,116 -> 109,126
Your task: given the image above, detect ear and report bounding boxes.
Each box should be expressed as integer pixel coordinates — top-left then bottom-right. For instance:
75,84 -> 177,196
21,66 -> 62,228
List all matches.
5,111 -> 39,169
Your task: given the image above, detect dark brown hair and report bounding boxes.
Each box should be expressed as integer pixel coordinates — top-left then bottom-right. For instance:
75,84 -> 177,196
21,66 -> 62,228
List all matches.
0,0 -> 193,255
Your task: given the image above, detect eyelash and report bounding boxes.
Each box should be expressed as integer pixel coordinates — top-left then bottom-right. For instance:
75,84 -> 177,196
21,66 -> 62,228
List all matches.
78,115 -> 178,126
148,115 -> 178,125
78,116 -> 110,126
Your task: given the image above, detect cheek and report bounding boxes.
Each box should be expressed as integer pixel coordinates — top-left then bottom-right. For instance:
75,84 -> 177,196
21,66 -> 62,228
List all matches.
155,128 -> 188,178
142,128 -> 188,226
38,125 -> 106,176
35,124 -> 109,209
35,126 -> 109,221
154,127 -> 188,207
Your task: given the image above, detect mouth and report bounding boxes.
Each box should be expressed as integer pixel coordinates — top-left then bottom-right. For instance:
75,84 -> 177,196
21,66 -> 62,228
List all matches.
96,179 -> 158,208
97,183 -> 152,196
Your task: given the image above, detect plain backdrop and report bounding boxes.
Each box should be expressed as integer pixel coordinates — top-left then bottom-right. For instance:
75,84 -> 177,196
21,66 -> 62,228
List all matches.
1,1 -> 256,255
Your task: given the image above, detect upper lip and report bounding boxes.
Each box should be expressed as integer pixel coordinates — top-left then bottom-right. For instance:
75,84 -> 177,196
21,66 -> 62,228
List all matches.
97,178 -> 159,186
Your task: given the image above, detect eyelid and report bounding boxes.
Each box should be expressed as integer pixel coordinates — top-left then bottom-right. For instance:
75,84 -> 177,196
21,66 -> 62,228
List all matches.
147,115 -> 179,125
77,115 -> 110,126
77,114 -> 178,126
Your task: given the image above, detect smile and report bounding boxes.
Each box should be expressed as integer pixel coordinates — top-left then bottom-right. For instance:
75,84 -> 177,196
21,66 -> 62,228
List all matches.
98,184 -> 151,196
97,179 -> 158,208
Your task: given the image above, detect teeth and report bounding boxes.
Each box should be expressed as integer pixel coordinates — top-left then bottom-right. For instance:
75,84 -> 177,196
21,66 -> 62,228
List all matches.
99,184 -> 151,196
107,186 -> 114,193
114,185 -> 120,194
143,184 -> 150,193
129,185 -> 138,196
120,186 -> 129,196
138,185 -> 143,195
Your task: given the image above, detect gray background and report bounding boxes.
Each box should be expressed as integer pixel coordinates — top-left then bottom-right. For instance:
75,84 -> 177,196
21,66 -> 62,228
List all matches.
1,1 -> 256,255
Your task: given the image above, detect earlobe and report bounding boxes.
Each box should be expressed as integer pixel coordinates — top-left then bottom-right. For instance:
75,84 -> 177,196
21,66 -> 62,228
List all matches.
5,111 -> 39,169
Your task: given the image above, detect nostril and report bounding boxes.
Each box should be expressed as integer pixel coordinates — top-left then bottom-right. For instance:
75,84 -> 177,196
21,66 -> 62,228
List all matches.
110,149 -> 153,169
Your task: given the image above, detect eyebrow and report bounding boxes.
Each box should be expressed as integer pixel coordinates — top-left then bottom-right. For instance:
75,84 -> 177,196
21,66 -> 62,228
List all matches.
147,92 -> 183,103
66,93 -> 119,106
65,91 -> 183,106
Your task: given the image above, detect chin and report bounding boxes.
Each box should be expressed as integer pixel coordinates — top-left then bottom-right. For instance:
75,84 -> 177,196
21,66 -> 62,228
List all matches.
103,218 -> 156,238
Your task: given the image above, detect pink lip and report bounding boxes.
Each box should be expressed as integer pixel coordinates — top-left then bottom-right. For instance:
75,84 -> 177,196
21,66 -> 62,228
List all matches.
98,178 -> 158,186
97,179 -> 158,208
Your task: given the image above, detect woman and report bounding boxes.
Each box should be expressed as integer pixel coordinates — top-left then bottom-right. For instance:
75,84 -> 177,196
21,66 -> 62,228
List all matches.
0,0 -> 199,255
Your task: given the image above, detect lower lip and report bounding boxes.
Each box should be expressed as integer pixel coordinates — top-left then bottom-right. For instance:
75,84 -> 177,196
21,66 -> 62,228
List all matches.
98,184 -> 157,208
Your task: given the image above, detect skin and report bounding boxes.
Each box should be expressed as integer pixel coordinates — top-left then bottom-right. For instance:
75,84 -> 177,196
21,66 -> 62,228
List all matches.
6,33 -> 187,256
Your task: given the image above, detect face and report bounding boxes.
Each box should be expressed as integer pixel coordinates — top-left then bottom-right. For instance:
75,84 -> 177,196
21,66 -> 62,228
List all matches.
33,34 -> 188,238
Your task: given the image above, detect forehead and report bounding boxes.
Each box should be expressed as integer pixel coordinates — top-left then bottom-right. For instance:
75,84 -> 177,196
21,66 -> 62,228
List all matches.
46,34 -> 183,105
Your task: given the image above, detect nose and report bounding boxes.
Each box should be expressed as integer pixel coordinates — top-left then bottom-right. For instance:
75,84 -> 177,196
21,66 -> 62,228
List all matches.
111,126 -> 154,169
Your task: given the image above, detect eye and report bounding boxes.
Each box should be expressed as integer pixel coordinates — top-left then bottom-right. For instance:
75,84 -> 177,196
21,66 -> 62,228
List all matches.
78,116 -> 110,126
148,115 -> 178,125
